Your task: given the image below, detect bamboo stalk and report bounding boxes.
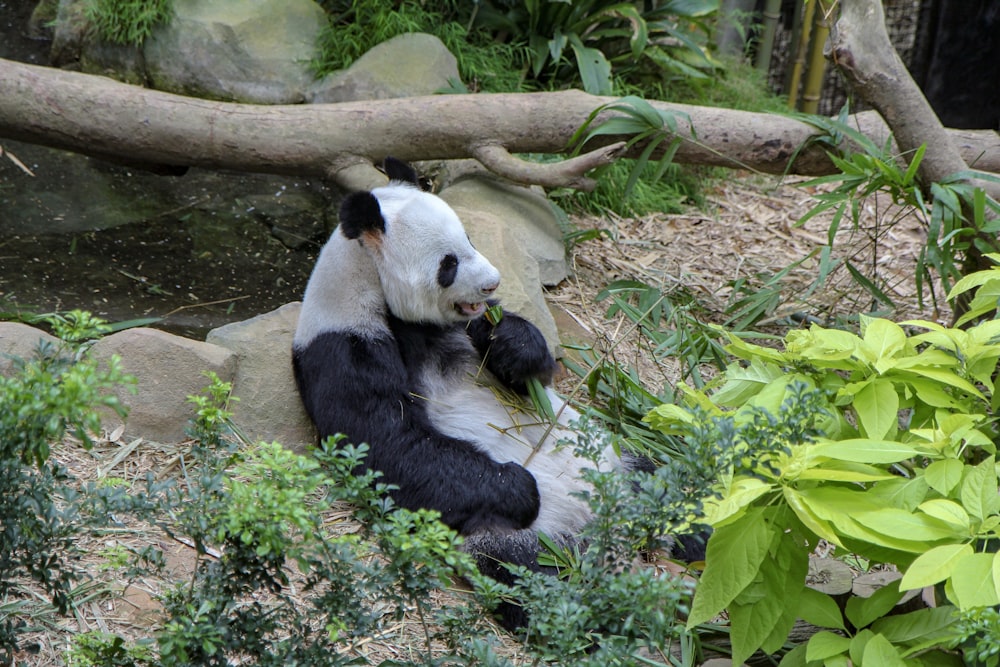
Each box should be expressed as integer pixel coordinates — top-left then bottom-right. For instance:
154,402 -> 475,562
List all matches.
754,0 -> 783,74
801,0 -> 838,114
785,0 -> 817,109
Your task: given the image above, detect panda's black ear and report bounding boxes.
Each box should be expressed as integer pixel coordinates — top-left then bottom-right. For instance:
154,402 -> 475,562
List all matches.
339,191 -> 385,240
383,156 -> 421,187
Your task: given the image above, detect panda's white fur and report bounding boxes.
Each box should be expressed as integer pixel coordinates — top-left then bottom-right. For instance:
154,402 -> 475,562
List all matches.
292,158 -> 625,629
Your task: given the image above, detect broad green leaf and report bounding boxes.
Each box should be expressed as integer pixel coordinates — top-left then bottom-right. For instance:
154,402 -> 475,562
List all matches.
993,551 -> 1000,604
569,41 -> 612,95
797,461 -> 896,483
923,459 -> 964,496
902,377 -> 961,409
899,544 -> 973,590
961,455 -> 999,522
917,499 -> 971,532
730,529 -> 808,663
853,379 -> 900,440
724,333 -> 789,364
845,579 -> 903,629
811,439 -> 923,464
783,487 -> 843,546
894,366 -> 985,401
785,326 -> 863,365
805,631 -> 851,662
949,552 -> 1000,608
687,508 -> 775,627
861,317 -> 908,368
777,643 -> 808,667
797,588 -> 845,630
702,476 -> 773,526
852,508 -> 965,542
867,476 -> 929,512
849,629 -> 875,666
643,403 -> 695,435
861,634 -> 907,667
711,357 -> 785,407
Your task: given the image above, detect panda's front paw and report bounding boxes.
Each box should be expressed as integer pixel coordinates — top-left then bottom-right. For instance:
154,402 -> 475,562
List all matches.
464,462 -> 540,533
469,311 -> 556,393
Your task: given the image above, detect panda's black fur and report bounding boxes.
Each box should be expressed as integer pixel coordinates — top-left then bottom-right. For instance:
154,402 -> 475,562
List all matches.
293,158 -> 687,630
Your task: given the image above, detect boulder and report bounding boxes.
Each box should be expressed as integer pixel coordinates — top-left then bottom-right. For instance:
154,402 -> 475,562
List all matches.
142,0 -> 326,103
0,322 -> 60,376
206,302 -> 316,451
90,328 -> 237,442
308,33 -> 460,103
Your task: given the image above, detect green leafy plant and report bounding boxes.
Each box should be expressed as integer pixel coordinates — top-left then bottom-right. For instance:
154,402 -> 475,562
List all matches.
793,111 -> 1000,315
473,0 -> 719,95
645,268 -> 1000,664
313,0 -> 523,92
0,311 -> 131,661
85,0 -> 172,46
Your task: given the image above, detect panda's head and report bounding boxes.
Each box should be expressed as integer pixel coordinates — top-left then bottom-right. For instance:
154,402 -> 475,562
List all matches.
338,159 -> 501,325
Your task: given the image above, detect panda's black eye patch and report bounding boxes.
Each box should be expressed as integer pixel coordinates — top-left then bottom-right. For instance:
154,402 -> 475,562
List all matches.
438,254 -> 459,288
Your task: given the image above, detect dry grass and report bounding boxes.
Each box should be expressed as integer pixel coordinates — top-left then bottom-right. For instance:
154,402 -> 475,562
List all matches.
8,171 -> 945,665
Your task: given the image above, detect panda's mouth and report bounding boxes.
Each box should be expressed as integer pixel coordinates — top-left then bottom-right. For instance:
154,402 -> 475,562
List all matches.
455,301 -> 486,318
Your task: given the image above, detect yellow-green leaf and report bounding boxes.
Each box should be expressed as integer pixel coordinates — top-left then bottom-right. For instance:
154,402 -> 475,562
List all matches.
950,552 -> 1000,608
811,439 -> 923,464
961,455 -> 999,522
805,630 -> 851,662
862,317 -> 908,368
899,543 -> 973,590
687,508 -> 775,628
853,508 -> 965,542
703,476 -> 773,526
923,459 -> 964,496
917,499 -> 971,533
853,379 -> 899,440
798,589 -> 846,631
861,633 -> 907,667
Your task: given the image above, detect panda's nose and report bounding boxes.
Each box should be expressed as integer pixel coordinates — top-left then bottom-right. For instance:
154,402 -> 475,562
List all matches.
482,280 -> 499,296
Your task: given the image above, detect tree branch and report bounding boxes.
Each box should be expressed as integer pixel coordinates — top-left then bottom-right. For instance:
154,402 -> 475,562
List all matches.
830,0 -> 1000,200
1,57 -> 998,190
470,142 -> 626,191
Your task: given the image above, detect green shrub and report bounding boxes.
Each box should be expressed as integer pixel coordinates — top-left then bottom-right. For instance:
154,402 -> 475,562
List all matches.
646,266 -> 1000,664
0,311 -> 131,661
85,0 -> 172,46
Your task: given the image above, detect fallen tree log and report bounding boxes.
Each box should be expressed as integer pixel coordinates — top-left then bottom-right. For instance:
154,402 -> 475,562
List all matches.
1,57 -> 998,192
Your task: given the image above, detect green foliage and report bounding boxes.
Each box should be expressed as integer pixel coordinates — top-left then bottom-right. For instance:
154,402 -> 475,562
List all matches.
646,270 -> 1000,663
504,421 -> 701,664
313,0 -> 523,92
66,631 -> 154,667
0,311 -> 131,661
85,0 -> 172,46
473,0 -> 720,95
794,111 -> 1000,315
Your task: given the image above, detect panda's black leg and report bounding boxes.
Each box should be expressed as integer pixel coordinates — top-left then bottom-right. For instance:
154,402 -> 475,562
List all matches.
461,529 -> 554,632
467,308 -> 556,394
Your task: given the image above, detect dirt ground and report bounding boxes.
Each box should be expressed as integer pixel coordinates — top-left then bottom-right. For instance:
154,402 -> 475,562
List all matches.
14,170 -> 944,665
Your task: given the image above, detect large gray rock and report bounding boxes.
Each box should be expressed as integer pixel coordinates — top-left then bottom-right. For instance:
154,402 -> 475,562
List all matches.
308,33 -> 460,103
143,0 -> 326,103
439,177 -> 568,352
206,302 -> 316,451
90,328 -> 237,442
0,322 -> 60,376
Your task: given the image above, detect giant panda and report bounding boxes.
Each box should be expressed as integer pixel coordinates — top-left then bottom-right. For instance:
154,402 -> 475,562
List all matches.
293,158 -> 652,629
